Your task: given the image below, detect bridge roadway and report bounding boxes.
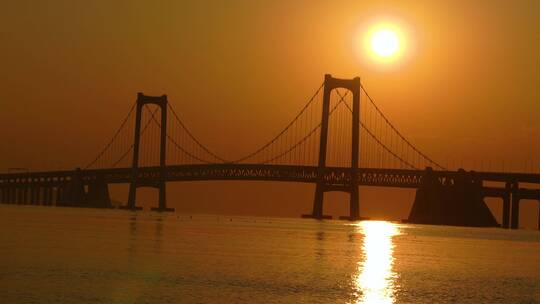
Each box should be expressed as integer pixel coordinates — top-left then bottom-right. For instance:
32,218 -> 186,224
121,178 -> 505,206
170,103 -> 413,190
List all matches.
2,164 -> 540,229
2,164 -> 540,188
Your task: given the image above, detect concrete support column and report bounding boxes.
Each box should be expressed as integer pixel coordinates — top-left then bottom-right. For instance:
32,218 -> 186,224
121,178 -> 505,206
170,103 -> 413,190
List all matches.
9,186 -> 16,204
87,179 -> 112,208
537,192 -> 540,231
510,182 -> 520,229
349,186 -> 360,220
499,181 -> 512,229
12,187 -> 18,204
30,186 -> 38,205
22,186 -> 28,204
43,187 -> 52,205
312,184 -> 324,218
6,187 -> 12,203
7,187 -> 12,203
48,187 -> 54,205
538,200 -> 540,231
56,186 -> 63,205
36,187 -> 43,205
16,187 -> 24,204
502,193 -> 511,229
151,182 -> 173,212
50,187 -> 56,206
41,187 -> 46,205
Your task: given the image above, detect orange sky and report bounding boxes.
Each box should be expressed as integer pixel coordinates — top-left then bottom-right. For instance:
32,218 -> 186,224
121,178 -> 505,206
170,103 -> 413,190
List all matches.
1,0 -> 539,227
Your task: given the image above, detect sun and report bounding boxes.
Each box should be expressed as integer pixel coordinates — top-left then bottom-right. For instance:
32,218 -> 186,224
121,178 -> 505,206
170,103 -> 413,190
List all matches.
371,29 -> 399,57
357,20 -> 409,65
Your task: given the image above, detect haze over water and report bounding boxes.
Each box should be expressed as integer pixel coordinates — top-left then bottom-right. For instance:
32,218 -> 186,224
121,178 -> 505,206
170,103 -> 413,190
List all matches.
1,205 -> 539,304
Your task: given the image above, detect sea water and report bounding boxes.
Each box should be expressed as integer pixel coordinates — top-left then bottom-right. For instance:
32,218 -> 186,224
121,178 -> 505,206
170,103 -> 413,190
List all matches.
0,205 -> 539,303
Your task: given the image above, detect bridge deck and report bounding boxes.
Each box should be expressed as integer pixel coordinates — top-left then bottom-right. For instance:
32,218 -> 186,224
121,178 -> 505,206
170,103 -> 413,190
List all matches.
1,164 -> 540,189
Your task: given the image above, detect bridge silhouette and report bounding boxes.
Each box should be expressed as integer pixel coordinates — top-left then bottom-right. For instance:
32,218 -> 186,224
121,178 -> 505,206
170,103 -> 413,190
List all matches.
1,75 -> 539,229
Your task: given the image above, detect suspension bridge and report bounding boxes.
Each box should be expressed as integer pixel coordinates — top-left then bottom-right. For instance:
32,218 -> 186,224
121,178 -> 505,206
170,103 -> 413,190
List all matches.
1,75 -> 539,229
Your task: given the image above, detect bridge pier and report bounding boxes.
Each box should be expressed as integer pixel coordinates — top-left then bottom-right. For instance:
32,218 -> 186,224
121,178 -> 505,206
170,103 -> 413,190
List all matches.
8,186 -> 14,204
510,182 -> 520,229
0,185 -> 5,204
304,184 -> 361,221
150,182 -> 174,212
15,187 -> 20,204
408,168 -> 499,227
41,187 -> 45,205
48,187 -> 53,206
3,186 -> 9,204
86,178 -> 112,208
126,184 -> 142,210
58,169 -> 86,207
37,186 -> 42,205
16,187 -> 23,204
22,186 -> 29,204
501,182 -> 511,229
56,186 -> 64,205
6,186 -> 12,203
11,186 -> 17,204
37,187 -> 44,205
502,194 -> 510,228
39,186 -> 45,205
57,185 -> 67,205
29,186 -> 37,205
350,186 -> 360,220
339,185 -> 361,221
6,186 -> 13,204
42,187 -> 51,206
5,186 -> 11,204
304,184 -> 332,219
0,186 -> 4,204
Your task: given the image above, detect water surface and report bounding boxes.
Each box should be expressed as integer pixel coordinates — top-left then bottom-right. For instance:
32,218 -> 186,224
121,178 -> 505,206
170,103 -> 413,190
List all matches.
0,205 -> 539,303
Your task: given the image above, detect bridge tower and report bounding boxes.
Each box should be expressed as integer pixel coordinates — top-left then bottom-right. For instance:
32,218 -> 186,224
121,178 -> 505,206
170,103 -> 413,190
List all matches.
305,74 -> 361,220
126,93 -> 174,212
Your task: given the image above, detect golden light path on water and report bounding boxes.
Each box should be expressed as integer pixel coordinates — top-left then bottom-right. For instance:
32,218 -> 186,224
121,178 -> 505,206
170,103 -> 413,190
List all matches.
354,221 -> 400,304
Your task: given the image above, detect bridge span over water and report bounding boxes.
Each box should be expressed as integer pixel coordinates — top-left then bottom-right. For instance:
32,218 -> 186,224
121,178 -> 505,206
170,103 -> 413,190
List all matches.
2,75 -> 539,229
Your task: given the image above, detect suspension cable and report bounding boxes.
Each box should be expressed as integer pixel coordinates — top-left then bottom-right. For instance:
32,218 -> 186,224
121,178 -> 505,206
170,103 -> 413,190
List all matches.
167,104 -> 227,162
148,110 -> 214,164
360,84 -> 446,170
231,82 -> 324,163
109,105 -> 161,167
336,91 -> 417,169
85,102 -> 137,169
260,91 -> 348,164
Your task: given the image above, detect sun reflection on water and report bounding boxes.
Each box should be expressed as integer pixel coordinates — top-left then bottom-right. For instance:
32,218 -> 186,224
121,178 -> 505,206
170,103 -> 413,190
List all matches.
354,221 -> 399,304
